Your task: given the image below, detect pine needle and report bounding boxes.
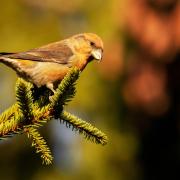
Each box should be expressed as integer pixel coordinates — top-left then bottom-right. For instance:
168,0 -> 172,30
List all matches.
61,111 -> 108,145
0,104 -> 18,124
50,68 -> 80,118
25,127 -> 53,165
16,78 -> 34,123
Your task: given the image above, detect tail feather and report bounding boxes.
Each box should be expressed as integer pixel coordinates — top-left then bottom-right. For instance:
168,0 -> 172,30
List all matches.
0,52 -> 14,62
0,52 -> 14,56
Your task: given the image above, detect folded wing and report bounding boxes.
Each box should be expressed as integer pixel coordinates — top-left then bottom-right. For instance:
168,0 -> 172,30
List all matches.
0,42 -> 73,65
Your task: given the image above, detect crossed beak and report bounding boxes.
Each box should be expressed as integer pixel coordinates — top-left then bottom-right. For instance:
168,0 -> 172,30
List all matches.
91,48 -> 103,62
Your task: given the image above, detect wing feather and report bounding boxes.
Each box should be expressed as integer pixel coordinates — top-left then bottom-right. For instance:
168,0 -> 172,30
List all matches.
1,41 -> 73,65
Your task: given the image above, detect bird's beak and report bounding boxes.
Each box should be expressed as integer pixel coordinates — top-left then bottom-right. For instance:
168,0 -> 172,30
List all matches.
91,48 -> 103,62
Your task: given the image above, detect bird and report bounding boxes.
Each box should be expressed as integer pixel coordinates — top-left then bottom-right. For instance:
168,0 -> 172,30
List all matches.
0,33 -> 103,93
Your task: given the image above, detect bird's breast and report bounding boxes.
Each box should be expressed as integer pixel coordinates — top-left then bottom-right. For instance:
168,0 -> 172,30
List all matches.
29,62 -> 69,87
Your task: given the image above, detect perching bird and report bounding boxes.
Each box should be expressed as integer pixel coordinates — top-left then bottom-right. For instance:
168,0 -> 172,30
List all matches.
0,33 -> 103,92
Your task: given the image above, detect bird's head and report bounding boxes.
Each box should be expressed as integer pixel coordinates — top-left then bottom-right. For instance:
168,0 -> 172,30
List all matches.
72,33 -> 104,62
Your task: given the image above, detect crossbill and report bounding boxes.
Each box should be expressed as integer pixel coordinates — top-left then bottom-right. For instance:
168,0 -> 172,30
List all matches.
0,33 -> 103,92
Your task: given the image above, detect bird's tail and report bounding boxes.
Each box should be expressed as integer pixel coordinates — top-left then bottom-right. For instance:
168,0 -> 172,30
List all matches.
0,52 -> 14,56
0,52 -> 14,62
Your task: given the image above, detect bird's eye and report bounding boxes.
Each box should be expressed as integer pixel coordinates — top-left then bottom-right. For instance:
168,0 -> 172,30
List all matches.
90,42 -> 95,46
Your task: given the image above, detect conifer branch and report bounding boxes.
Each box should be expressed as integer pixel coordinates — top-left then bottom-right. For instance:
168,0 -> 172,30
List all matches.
0,113 -> 23,139
25,127 -> 53,165
50,68 -> 80,117
61,111 -> 108,145
0,105 -> 52,141
0,67 -> 108,164
0,104 -> 18,124
16,78 -> 34,122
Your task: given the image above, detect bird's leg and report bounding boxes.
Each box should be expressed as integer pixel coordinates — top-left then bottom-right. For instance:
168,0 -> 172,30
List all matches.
46,83 -> 56,102
46,83 -> 56,94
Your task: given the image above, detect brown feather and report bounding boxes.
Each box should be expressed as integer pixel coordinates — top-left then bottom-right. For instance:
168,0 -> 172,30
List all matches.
3,42 -> 73,64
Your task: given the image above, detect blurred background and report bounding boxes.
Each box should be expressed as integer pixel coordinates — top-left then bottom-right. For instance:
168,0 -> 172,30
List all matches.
0,0 -> 180,179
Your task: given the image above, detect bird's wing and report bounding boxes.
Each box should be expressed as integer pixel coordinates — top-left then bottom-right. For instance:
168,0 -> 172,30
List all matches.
1,42 -> 73,65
